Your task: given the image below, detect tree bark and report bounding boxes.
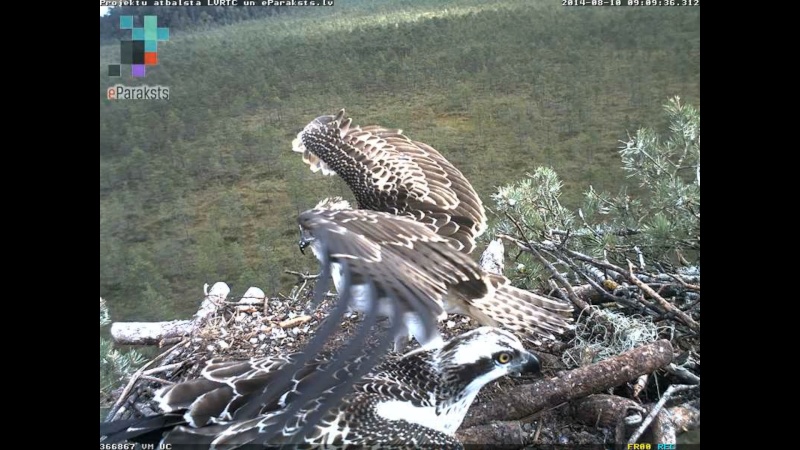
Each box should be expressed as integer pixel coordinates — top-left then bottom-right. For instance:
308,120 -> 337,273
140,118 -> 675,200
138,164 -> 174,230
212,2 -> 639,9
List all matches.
456,421 -> 525,446
110,320 -> 195,346
462,339 -> 673,428
570,394 -> 646,428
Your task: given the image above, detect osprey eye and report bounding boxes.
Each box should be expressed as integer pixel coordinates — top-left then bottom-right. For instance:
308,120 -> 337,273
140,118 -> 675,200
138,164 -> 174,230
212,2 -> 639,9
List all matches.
496,352 -> 512,364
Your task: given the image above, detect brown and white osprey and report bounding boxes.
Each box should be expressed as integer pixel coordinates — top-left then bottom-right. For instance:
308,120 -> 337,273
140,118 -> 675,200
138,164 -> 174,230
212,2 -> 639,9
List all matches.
100,327 -> 540,449
292,109 -> 487,254
298,202 -> 573,351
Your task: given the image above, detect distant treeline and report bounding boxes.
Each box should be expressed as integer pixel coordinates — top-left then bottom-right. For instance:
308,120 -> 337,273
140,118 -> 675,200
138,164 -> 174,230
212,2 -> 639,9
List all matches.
100,6 -> 288,41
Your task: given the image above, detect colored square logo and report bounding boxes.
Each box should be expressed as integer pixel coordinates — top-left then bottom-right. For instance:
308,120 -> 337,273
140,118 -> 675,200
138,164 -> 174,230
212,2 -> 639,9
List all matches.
131,65 -> 146,78
120,15 -> 133,29
111,15 -> 168,78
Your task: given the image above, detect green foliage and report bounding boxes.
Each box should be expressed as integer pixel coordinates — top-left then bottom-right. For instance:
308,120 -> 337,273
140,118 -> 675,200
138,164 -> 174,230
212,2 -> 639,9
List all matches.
492,167 -> 576,238
100,299 -> 146,403
584,96 -> 700,264
490,168 -> 575,290
491,97 -> 700,288
100,0 -> 699,321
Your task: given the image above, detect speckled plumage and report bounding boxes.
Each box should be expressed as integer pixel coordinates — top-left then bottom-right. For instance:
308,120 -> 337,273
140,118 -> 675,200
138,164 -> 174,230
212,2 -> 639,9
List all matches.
299,207 -> 574,350
100,327 -> 541,449
292,110 -> 487,254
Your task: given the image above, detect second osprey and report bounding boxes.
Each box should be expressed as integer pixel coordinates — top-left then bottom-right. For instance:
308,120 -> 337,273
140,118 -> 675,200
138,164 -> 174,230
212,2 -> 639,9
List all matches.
291,110 -> 574,348
292,109 -> 487,254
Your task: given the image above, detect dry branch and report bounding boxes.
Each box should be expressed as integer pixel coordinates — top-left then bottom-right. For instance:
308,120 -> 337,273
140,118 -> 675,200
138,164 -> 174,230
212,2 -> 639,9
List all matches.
503,213 -> 590,313
664,363 -> 700,385
110,283 -> 230,345
462,339 -> 673,428
499,233 -> 699,332
105,340 -> 187,422
110,320 -> 195,346
627,262 -> 700,332
279,315 -> 312,328
570,394 -> 646,428
284,270 -> 320,281
628,384 -> 698,443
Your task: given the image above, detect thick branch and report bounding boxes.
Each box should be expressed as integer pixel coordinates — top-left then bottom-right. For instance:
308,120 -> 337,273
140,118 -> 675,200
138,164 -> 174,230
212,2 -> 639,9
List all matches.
110,320 -> 194,346
456,421 -> 525,446
463,339 -> 673,428
570,394 -> 646,428
110,282 -> 229,345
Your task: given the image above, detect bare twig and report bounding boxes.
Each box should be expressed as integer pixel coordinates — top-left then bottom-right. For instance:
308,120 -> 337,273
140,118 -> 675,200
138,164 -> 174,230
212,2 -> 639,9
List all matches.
627,262 -> 700,332
663,363 -> 700,385
628,384 -> 698,443
284,270 -> 320,282
632,374 -> 649,399
139,375 -> 174,385
504,212 -> 590,312
142,362 -> 184,376
667,273 -> 701,291
500,233 -> 627,279
538,247 -> 626,306
532,419 -> 543,443
105,339 -> 188,422
279,315 -> 312,328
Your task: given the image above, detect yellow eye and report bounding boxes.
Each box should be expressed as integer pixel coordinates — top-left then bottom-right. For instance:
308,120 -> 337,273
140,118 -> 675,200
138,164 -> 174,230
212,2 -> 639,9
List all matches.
496,352 -> 512,364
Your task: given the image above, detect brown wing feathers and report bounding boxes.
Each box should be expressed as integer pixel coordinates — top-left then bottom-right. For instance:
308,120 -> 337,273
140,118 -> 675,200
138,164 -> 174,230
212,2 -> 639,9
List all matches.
292,109 -> 487,253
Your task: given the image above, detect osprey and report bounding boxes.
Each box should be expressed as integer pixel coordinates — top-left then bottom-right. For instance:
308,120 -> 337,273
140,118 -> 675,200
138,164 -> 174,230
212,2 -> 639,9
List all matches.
100,327 -> 541,449
292,109 -> 487,254
298,202 -> 573,351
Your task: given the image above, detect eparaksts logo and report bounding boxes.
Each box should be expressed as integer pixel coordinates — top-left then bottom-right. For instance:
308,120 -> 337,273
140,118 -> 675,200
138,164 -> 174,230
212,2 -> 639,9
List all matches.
107,84 -> 170,100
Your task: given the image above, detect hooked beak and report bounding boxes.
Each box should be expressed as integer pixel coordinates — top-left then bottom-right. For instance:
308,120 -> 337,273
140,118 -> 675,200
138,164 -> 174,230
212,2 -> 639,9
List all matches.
298,238 -> 310,255
511,350 -> 541,377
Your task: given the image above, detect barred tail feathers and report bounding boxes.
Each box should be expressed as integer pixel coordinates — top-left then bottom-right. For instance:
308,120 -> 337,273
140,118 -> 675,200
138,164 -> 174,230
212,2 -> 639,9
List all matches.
467,277 -> 574,344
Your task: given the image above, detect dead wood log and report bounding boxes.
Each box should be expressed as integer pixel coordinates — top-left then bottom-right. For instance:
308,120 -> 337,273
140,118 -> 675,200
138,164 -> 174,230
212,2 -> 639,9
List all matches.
456,420 -> 525,446
668,403 -> 700,431
570,394 -> 646,428
651,402 -> 700,443
110,282 -> 230,345
628,384 -> 697,443
111,319 -> 195,346
462,339 -> 673,428
478,238 -> 505,275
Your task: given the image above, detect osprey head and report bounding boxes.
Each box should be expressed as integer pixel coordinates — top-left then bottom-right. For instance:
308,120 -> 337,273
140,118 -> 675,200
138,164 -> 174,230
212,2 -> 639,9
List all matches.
437,327 -> 541,386
298,197 -> 353,255
298,225 -> 314,256
379,327 -> 541,436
